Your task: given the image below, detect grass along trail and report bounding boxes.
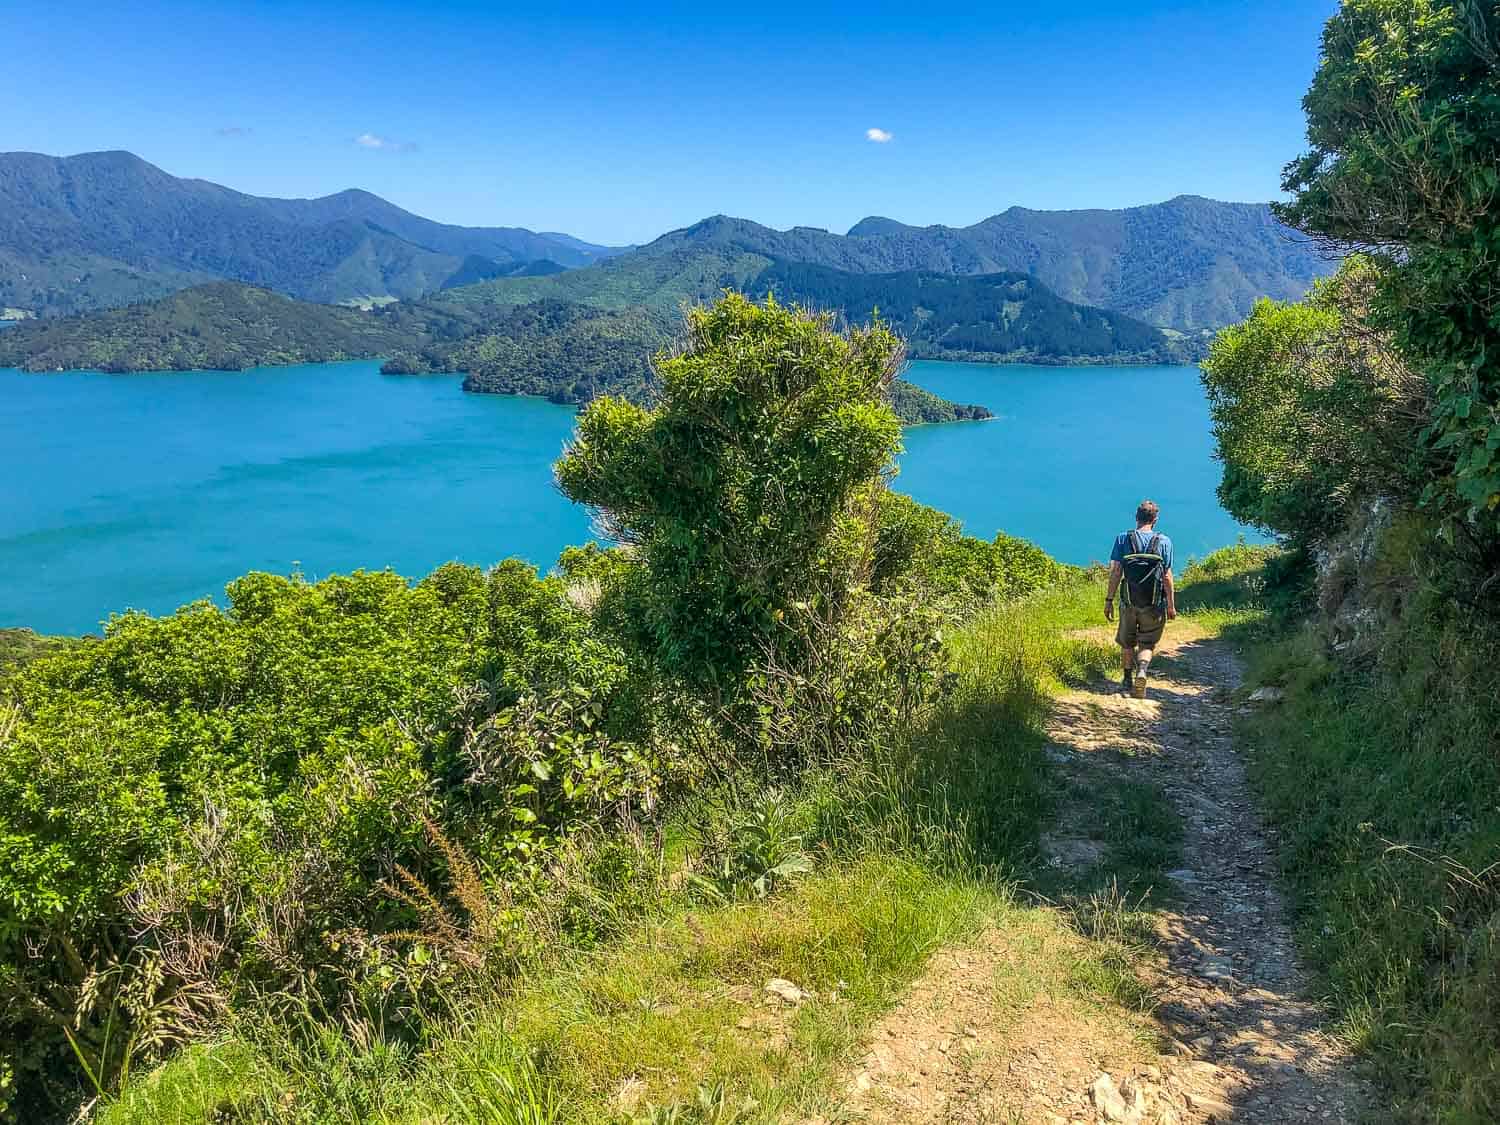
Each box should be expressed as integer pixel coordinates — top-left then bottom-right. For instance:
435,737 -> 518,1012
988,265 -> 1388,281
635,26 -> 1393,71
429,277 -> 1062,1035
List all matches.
833,625 -> 1373,1124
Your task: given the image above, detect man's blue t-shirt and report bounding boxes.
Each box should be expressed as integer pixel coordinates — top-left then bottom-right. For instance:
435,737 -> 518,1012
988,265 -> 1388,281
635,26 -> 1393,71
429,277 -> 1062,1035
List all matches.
1109,528 -> 1174,572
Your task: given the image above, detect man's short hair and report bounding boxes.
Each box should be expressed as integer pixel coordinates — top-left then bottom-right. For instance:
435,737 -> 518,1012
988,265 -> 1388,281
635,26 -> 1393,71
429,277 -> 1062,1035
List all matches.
1136,500 -> 1160,526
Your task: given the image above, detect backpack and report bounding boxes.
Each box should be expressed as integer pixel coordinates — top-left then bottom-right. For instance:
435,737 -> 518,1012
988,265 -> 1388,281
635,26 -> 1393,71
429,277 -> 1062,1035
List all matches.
1119,530 -> 1166,610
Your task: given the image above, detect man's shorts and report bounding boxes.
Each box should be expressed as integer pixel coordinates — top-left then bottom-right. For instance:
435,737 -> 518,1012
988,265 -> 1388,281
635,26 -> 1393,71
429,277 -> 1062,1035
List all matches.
1117,603 -> 1166,649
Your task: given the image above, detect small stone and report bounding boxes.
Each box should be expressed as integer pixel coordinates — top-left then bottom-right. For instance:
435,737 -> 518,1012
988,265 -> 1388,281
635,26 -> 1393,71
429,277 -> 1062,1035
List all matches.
613,1076 -> 647,1114
1185,1090 -> 1233,1114
1091,1073 -> 1130,1122
764,977 -> 809,1005
1249,686 -> 1285,703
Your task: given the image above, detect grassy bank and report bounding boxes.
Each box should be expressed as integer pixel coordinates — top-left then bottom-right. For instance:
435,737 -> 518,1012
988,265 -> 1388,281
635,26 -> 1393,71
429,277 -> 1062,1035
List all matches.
1226,556 -> 1500,1123
99,575 -> 1189,1123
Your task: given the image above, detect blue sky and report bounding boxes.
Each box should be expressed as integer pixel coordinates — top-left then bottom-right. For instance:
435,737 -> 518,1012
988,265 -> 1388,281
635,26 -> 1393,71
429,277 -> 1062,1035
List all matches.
5,0 -> 1335,245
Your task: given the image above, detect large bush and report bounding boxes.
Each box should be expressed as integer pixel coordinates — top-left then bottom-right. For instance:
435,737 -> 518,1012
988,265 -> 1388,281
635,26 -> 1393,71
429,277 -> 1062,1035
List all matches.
872,491 -> 1074,609
555,293 -> 905,696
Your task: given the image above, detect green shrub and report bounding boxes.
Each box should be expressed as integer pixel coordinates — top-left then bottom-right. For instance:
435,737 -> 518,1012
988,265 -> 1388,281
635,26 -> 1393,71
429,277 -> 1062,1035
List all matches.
1279,0 -> 1500,535
872,491 -> 1073,612
1200,257 -> 1431,546
555,293 -> 905,696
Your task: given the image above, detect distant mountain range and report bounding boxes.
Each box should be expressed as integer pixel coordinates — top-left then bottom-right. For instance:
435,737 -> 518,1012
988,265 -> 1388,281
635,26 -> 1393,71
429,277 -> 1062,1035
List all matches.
0,150 -> 1334,334
0,150 -> 626,316
0,149 -> 1341,427
628,203 -> 1334,331
427,246 -> 1196,365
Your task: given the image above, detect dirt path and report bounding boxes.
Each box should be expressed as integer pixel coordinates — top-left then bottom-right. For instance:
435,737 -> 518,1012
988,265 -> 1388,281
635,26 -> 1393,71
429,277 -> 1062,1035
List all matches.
828,629 -> 1372,1123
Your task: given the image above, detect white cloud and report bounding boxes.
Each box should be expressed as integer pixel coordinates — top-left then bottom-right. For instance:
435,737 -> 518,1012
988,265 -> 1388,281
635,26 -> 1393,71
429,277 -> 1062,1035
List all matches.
865,127 -> 894,144
355,132 -> 418,152
215,126 -> 252,138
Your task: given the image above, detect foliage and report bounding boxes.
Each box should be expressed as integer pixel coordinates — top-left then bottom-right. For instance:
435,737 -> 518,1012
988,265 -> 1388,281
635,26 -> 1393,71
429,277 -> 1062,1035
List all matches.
0,283 -> 471,373
1200,256 -> 1432,544
1277,0 -> 1500,536
872,491 -> 1075,611
96,570 -> 1163,1125
0,628 -> 71,682
884,378 -> 991,422
0,279 -> 984,426
555,293 -> 905,696
688,793 -> 814,902
0,561 -> 658,1119
382,300 -> 674,405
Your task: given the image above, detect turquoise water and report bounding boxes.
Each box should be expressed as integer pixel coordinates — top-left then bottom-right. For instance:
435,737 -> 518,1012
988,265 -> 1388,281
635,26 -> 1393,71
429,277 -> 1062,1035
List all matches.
898,361 -> 1260,565
0,359 -> 1253,635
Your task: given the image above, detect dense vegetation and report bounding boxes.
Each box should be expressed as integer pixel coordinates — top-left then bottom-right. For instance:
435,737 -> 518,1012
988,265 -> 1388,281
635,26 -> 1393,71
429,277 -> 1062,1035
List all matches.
385,296 -> 993,419
0,629 -> 71,681
885,378 -> 992,423
1200,4 -> 1500,1117
0,151 -> 617,316
0,296 -> 1068,1121
381,300 -> 673,404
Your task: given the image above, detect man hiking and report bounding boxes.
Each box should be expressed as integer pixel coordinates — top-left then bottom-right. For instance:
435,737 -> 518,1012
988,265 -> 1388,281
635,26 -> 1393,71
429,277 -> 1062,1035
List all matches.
1104,500 -> 1176,698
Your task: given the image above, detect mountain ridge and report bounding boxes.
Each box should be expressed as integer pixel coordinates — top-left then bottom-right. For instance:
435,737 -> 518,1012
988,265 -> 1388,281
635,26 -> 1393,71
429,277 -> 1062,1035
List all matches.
633,197 -> 1333,330
0,150 -> 625,316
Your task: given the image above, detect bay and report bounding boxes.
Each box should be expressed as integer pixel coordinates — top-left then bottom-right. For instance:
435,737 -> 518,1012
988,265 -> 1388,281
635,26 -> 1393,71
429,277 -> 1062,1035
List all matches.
0,359 -> 1256,635
898,360 -> 1262,565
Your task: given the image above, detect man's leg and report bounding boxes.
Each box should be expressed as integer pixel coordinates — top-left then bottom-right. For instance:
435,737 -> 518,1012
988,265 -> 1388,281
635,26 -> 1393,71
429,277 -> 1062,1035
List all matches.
1132,613 -> 1165,698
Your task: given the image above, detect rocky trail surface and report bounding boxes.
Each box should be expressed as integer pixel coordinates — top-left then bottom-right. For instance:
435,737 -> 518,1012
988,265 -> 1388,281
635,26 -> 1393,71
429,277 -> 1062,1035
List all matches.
826,629 -> 1372,1123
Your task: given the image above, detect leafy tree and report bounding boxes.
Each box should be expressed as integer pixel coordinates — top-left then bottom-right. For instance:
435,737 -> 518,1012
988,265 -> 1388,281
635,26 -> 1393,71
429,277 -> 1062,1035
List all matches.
554,293 -> 905,695
1201,256 -> 1431,544
1278,0 -> 1500,537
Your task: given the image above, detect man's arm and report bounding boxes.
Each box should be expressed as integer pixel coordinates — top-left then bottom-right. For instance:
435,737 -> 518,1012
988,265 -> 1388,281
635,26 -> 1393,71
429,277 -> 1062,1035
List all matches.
1163,569 -> 1177,619
1105,560 -> 1122,621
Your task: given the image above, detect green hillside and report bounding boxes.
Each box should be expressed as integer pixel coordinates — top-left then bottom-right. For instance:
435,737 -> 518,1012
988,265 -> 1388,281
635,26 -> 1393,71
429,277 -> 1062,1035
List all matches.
746,261 -> 1189,364
0,282 -> 468,372
0,282 -> 990,424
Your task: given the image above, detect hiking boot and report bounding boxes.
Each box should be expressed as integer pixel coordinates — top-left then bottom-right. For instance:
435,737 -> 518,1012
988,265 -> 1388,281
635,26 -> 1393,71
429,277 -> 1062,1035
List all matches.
1131,670 -> 1148,699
